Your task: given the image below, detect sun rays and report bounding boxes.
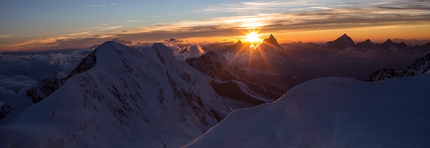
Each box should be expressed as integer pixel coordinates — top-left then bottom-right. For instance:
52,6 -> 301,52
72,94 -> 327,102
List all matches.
246,32 -> 260,43
226,32 -> 273,73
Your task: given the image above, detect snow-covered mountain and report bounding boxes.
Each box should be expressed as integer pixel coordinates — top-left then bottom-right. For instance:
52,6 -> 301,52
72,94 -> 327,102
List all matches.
0,41 -> 232,147
184,74 -> 430,148
368,53 -> 430,81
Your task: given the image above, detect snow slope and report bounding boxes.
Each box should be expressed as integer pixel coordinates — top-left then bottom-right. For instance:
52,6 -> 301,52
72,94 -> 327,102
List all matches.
0,41 -> 231,147
185,75 -> 430,147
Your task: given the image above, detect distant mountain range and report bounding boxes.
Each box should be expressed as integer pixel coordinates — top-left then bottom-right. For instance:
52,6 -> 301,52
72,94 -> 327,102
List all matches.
282,34 -> 430,80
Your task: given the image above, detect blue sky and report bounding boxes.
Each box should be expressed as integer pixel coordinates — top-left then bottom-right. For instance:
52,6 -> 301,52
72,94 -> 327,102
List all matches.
1,0 -> 429,51
1,0 -> 239,37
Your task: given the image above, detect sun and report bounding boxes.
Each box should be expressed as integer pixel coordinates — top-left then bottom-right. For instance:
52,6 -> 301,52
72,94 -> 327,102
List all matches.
246,32 -> 260,43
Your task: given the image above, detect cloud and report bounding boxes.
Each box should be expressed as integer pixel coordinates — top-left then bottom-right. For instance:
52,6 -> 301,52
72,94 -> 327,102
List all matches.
68,31 -> 90,36
173,44 -> 205,61
165,44 -> 182,56
0,35 -> 12,38
202,1 -> 309,14
164,38 -> 183,43
0,48 -> 93,78
4,0 -> 430,51
112,38 -> 132,45
0,48 -> 94,101
49,49 -> 94,77
376,0 -> 430,10
0,75 -> 36,102
0,86 -> 16,103
188,44 -> 205,58
101,26 -> 123,30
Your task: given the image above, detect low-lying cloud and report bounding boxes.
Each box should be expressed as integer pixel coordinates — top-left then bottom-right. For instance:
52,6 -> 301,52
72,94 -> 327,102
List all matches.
172,44 -> 205,61
0,75 -> 36,102
0,48 -> 94,102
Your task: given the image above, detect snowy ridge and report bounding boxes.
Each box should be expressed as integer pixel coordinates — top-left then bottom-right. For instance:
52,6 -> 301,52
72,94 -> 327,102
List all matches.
368,53 -> 430,81
184,75 -> 430,147
0,41 -> 231,147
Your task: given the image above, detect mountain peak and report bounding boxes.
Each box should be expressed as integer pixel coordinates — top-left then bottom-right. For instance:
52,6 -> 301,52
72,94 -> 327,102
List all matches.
336,34 -> 353,43
268,34 -> 275,40
264,34 -> 277,43
260,34 -> 284,51
220,39 -> 247,53
97,40 -> 133,54
340,33 -> 350,39
383,39 -> 394,45
236,40 -> 243,44
357,39 -> 373,44
325,34 -> 356,50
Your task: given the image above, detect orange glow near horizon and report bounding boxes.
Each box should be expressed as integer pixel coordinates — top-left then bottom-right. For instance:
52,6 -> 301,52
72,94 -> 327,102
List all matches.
244,30 -> 263,49
264,25 -> 430,44
2,24 -> 429,51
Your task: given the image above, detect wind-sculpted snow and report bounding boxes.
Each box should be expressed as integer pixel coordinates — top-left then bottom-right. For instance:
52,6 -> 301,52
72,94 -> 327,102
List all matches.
185,75 -> 430,147
0,41 -> 231,147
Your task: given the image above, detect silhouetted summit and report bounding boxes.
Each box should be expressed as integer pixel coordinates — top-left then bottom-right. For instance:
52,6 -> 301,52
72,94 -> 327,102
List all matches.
325,34 -> 356,51
259,34 -> 284,51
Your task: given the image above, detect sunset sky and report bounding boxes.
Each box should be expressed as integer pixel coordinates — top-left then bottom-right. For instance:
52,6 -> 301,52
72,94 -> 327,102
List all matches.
1,0 -> 429,51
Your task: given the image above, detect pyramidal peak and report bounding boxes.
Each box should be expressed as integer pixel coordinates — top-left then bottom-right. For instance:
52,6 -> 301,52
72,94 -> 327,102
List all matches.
260,34 -> 284,50
233,40 -> 244,47
339,33 -> 350,39
236,40 -> 243,44
383,39 -> 394,45
331,33 -> 356,46
268,34 -> 276,40
263,34 -> 279,45
265,34 -> 278,43
358,39 -> 374,45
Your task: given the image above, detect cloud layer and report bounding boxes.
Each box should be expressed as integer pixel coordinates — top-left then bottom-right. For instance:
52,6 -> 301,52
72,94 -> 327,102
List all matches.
2,0 -> 429,51
0,48 -> 93,102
